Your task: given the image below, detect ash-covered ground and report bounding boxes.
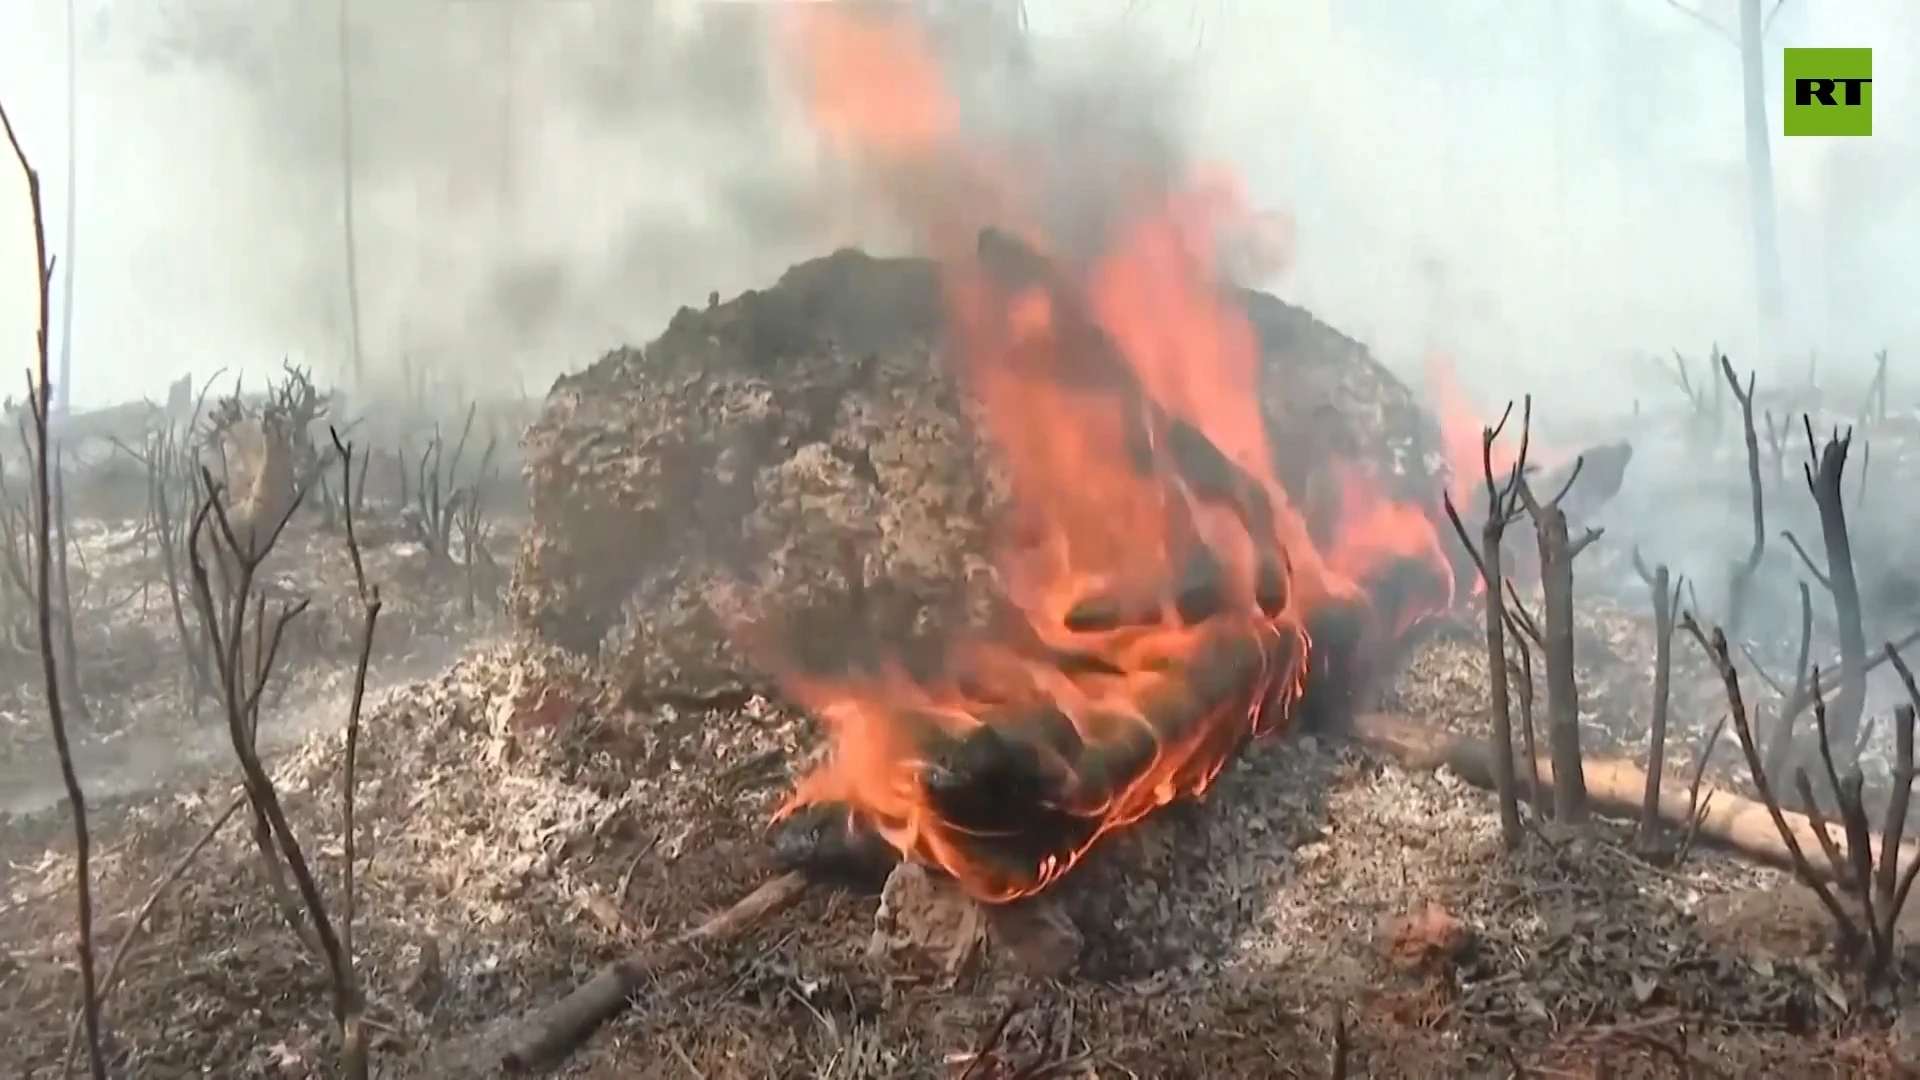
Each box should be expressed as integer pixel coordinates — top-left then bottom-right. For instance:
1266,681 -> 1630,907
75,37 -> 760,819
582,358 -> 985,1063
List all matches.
4,300 -> 1920,1079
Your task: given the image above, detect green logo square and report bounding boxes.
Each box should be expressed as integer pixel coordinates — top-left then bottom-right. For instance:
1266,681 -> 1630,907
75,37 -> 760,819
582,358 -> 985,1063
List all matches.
1784,48 -> 1873,136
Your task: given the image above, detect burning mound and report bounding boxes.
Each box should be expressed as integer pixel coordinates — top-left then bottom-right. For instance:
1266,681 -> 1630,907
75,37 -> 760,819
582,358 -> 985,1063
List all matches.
510,1 -> 1475,909
511,250 -> 1439,706
510,242 -> 1453,898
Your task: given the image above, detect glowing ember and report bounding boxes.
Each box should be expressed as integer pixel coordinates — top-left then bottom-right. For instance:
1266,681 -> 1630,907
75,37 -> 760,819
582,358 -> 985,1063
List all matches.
767,4 -> 1455,903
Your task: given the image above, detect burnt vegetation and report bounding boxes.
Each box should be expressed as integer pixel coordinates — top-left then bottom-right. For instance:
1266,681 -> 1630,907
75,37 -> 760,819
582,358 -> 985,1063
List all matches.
8,76 -> 1920,1080
0,101 -> 527,1078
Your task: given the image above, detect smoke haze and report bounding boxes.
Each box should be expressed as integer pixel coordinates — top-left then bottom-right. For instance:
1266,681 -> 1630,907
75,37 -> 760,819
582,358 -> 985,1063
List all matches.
0,0 -> 1912,414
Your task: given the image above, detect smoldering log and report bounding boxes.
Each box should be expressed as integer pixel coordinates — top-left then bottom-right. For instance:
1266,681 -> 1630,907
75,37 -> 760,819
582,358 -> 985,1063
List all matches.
1297,555 -> 1453,732
782,620 -> 1306,898
769,805 -> 897,888
1064,594 -> 1162,633
926,623 -> 1286,824
1297,602 -> 1369,730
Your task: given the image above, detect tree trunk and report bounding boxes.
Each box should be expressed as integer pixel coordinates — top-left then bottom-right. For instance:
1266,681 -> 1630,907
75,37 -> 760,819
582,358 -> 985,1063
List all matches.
1739,0 -> 1785,343
1640,564 -> 1674,840
1536,506 -> 1589,824
1483,518 -> 1522,848
338,0 -> 365,388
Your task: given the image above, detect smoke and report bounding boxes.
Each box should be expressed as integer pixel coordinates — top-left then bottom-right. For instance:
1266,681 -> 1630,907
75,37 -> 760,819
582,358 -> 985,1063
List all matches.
0,0 -> 844,407
0,0 -> 1912,415
1120,0 -> 1916,419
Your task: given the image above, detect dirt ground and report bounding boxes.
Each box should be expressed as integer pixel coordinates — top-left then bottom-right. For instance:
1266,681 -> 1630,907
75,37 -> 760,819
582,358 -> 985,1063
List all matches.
4,604 -> 1917,1079
7,384 -> 1920,1078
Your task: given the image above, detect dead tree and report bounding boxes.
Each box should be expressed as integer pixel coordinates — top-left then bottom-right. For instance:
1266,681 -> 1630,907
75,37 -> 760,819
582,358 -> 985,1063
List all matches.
1720,354 -> 1765,640
150,423 -> 217,708
1631,551 -> 1684,847
454,461 -> 493,618
1517,458 -> 1602,826
111,412 -> 221,710
1662,348 -> 1722,446
1688,617 -> 1920,978
0,410 -> 88,717
1762,409 -> 1788,490
399,403 -> 492,566
184,444 -> 375,1078
1441,397 -> 1535,849
2,96 -> 106,1080
1860,349 -> 1889,426
1782,419 -> 1868,764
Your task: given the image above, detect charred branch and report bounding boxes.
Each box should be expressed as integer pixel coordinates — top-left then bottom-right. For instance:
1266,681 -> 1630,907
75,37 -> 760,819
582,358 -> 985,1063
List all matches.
1441,396 -> 1532,849
2,97 -> 106,1080
328,429 -> 380,1078
1720,354 -> 1765,640
1781,420 -> 1867,764
184,441 -> 375,1076
1631,551 -> 1685,847
0,408 -> 89,719
504,871 -> 813,1072
399,403 -> 495,568
1508,621 -> 1541,807
1686,618 -> 1920,977
1684,617 -> 1859,961
1516,458 -> 1603,827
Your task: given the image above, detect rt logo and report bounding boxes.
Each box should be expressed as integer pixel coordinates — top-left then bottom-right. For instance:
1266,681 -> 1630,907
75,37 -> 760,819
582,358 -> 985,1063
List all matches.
1785,48 -> 1873,136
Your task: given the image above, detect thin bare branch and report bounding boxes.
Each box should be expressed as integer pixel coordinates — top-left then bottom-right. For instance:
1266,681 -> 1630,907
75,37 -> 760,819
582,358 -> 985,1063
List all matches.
2,93 -> 106,1080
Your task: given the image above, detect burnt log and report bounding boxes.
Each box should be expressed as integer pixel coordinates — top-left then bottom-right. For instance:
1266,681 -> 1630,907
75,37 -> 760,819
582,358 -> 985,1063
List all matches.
510,248 -> 1442,704
773,616 -> 1316,900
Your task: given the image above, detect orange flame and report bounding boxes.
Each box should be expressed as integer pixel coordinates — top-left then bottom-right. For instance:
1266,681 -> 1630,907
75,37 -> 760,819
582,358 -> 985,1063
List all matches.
769,5 -> 1454,902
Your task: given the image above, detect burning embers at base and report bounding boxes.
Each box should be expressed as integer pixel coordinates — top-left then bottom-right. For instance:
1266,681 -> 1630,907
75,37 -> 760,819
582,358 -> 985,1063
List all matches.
765,4 -> 1458,903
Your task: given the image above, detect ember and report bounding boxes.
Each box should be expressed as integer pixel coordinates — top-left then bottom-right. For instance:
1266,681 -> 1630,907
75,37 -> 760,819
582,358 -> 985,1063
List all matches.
765,4 -> 1459,903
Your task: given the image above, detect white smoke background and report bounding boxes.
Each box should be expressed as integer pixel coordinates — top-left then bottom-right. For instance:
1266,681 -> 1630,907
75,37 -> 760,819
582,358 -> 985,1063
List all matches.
0,0 -> 1911,418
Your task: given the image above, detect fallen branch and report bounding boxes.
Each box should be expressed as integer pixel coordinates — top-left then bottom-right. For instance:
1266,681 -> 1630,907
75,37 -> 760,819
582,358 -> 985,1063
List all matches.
503,870 -> 812,1072
1348,711 -> 1920,884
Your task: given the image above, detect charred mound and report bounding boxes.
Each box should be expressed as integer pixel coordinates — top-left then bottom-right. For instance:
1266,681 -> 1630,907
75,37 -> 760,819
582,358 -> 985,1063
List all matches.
509,248 -> 1441,704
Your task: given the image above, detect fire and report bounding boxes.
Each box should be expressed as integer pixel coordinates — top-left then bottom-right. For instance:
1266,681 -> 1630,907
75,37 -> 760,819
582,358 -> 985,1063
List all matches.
768,4 -> 1454,902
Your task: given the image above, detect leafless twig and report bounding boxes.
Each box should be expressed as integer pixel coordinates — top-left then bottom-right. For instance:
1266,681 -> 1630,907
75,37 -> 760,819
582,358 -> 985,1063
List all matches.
2,93 -> 106,1080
